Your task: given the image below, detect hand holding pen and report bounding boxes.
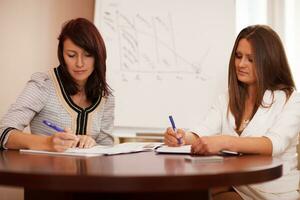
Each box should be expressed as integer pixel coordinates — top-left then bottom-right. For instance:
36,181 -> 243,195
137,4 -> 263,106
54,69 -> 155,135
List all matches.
43,120 -> 79,152
164,116 -> 185,146
43,120 -> 96,151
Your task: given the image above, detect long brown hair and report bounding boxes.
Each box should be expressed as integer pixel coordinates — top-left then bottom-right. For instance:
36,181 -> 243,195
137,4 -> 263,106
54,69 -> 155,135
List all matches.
228,25 -> 295,130
57,18 -> 111,103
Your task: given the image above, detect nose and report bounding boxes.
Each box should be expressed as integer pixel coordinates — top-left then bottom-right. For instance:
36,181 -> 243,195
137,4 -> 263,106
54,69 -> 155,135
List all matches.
238,57 -> 247,68
76,55 -> 84,68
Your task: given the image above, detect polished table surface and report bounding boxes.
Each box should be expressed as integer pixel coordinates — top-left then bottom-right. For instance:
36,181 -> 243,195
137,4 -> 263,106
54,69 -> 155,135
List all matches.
0,150 -> 282,200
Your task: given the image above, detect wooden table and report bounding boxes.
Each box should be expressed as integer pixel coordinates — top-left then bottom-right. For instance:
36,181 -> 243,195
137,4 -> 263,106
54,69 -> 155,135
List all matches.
0,150 -> 282,200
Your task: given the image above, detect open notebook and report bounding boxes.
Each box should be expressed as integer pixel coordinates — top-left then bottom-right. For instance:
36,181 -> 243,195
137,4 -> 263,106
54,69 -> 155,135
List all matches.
20,142 -> 163,157
155,145 -> 191,154
156,145 -> 241,156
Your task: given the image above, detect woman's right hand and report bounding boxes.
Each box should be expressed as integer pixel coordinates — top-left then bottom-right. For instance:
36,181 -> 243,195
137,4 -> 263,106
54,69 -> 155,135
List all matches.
164,127 -> 185,147
47,128 -> 78,152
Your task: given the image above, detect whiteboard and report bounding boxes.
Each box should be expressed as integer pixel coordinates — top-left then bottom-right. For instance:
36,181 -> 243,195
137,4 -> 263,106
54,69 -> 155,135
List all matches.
94,0 -> 235,129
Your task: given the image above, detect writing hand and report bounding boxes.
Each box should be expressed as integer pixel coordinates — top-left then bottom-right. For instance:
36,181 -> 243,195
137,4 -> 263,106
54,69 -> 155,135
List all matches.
72,135 -> 96,149
47,128 -> 78,152
164,127 -> 185,147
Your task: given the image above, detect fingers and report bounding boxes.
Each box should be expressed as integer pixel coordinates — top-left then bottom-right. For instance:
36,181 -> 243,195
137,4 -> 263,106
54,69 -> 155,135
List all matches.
77,135 -> 96,149
57,131 -> 78,141
52,134 -> 96,151
164,127 -> 186,146
71,139 -> 79,148
166,127 -> 176,135
52,136 -> 75,152
164,136 -> 179,147
85,137 -> 96,148
164,127 -> 180,146
49,128 -> 97,151
191,138 -> 208,155
78,136 -> 87,148
51,130 -> 79,151
176,129 -> 185,138
176,129 -> 185,144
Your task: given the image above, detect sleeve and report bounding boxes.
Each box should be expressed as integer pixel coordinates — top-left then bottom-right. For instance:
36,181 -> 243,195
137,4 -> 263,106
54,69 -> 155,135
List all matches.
189,94 -> 226,137
95,94 -> 115,145
0,72 -> 50,149
265,92 -> 300,156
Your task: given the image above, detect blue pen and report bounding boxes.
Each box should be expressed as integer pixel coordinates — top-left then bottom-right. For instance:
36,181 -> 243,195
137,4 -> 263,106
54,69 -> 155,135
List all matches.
43,120 -> 64,132
168,115 -> 181,144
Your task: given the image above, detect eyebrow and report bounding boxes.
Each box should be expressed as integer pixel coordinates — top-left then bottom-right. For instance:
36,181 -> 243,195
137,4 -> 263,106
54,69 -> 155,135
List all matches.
64,49 -> 91,55
64,49 -> 77,53
235,51 -> 253,57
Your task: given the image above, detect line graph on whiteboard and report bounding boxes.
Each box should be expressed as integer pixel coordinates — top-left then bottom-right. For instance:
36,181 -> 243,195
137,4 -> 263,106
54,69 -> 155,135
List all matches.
94,0 -> 235,128
99,2 -> 212,82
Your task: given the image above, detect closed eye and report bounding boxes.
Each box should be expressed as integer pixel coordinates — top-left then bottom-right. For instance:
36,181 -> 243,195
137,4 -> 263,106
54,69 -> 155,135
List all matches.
67,54 -> 76,58
235,52 -> 242,59
248,57 -> 254,63
84,52 -> 93,57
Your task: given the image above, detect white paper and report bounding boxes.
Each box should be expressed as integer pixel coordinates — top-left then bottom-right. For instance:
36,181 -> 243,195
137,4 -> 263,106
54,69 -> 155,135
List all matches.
20,149 -> 102,157
155,145 -> 191,154
184,156 -> 223,163
20,142 -> 163,157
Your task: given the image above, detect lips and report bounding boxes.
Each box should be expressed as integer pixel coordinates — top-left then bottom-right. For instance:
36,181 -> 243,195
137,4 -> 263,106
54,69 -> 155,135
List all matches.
73,70 -> 87,74
237,70 -> 248,76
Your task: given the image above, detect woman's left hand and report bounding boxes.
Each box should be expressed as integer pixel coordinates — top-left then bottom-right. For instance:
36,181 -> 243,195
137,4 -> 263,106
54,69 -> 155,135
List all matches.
73,135 -> 96,149
191,135 -> 229,155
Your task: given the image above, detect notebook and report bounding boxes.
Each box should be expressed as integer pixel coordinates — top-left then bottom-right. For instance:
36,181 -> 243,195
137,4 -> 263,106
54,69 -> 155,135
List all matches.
155,145 -> 191,154
156,145 -> 241,156
20,142 -> 163,157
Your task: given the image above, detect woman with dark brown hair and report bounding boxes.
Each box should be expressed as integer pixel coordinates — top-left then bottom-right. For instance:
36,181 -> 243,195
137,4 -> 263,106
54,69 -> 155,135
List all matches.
0,18 -> 115,152
164,25 -> 300,199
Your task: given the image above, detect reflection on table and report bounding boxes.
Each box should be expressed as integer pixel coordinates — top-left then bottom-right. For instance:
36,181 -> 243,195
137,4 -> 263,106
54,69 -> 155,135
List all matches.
0,150 -> 282,200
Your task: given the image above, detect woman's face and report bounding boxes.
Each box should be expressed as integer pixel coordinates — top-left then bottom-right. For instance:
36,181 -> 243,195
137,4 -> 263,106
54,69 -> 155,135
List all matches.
63,38 -> 95,87
235,38 -> 257,86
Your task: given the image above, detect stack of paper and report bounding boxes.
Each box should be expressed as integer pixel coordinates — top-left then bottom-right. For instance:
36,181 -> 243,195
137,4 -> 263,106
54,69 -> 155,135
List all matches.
20,142 -> 163,157
155,145 -> 240,156
155,145 -> 191,154
184,156 -> 224,163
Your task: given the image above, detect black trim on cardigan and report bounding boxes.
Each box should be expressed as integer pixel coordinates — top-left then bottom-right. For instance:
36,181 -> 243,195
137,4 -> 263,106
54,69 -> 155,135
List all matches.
0,127 -> 16,149
53,66 -> 102,135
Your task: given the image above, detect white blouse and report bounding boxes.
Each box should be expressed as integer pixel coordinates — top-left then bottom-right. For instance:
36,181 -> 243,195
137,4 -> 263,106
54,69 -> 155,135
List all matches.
191,90 -> 300,199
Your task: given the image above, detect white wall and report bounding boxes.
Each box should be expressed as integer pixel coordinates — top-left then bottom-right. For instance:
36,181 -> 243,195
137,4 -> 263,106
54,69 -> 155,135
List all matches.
0,1 -> 94,199
236,0 -> 300,89
0,0 -> 95,118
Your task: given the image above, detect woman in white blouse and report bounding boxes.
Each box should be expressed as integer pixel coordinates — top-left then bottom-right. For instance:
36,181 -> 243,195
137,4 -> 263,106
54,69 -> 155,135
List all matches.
164,25 -> 300,199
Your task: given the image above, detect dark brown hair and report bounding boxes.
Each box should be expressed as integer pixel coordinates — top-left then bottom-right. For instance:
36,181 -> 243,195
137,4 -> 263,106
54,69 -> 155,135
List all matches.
57,18 -> 111,103
228,25 -> 295,131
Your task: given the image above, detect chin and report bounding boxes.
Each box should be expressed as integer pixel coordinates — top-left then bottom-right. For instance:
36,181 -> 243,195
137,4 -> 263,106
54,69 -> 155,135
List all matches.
238,78 -> 251,84
72,73 -> 88,79
72,76 -> 88,84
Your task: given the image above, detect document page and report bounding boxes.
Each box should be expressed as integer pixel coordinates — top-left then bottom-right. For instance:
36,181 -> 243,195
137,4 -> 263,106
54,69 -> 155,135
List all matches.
184,156 -> 224,163
99,142 -> 163,155
20,142 -> 163,157
155,145 -> 191,154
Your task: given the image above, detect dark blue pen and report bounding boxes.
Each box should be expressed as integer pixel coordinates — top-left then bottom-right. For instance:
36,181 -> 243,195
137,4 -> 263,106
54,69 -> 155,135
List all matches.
168,115 -> 181,144
43,120 -> 64,132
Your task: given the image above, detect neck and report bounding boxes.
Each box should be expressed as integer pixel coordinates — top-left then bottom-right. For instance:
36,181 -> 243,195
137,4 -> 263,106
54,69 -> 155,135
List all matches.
76,79 -> 86,90
246,85 -> 257,103
77,84 -> 85,93
78,88 -> 84,93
